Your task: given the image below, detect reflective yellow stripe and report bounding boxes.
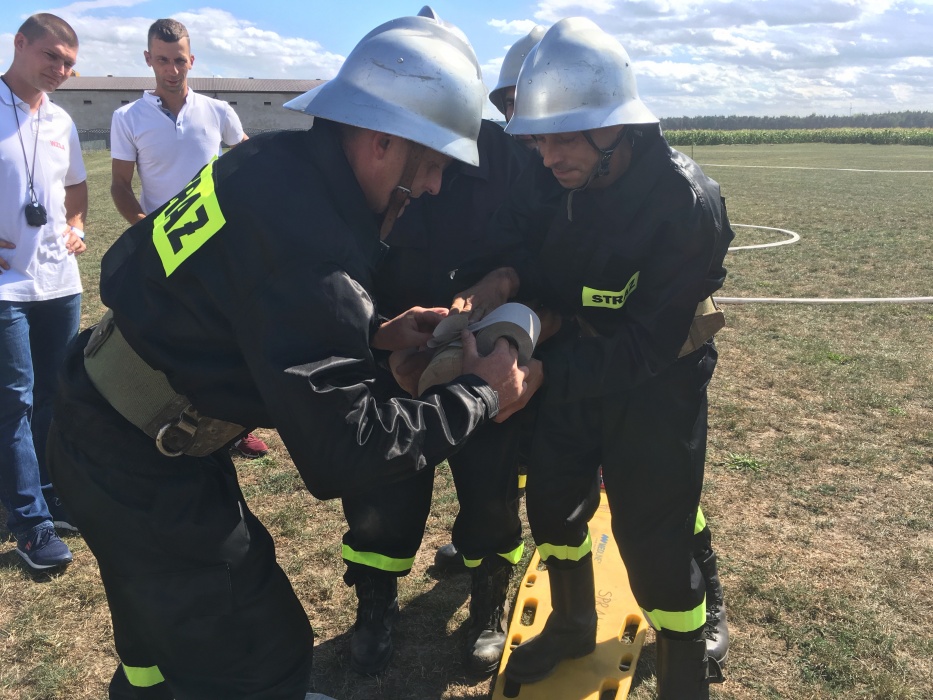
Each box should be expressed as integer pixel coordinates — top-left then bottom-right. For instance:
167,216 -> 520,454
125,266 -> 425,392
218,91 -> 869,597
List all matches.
517,472 -> 527,489
643,596 -> 706,633
694,507 -> 707,535
122,664 -> 165,688
500,542 -> 525,565
342,544 -> 414,572
581,272 -> 639,309
464,542 -> 525,569
536,531 -> 592,562
153,158 -> 225,277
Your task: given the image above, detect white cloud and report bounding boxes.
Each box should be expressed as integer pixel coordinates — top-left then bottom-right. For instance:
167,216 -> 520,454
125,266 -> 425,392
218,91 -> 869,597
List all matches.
827,66 -> 865,84
890,56 -> 933,69
168,8 -> 344,79
708,27 -> 777,57
890,84 -> 914,102
534,0 -> 617,22
58,0 -> 147,11
488,18 -> 541,35
6,4 -> 345,80
5,0 -> 932,117
518,0 -> 933,115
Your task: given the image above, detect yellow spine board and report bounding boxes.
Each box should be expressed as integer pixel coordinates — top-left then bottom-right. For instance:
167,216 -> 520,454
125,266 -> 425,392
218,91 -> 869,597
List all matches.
492,492 -> 648,700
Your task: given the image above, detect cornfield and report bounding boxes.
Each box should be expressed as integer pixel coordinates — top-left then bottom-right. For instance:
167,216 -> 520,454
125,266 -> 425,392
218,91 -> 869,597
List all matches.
665,127 -> 933,146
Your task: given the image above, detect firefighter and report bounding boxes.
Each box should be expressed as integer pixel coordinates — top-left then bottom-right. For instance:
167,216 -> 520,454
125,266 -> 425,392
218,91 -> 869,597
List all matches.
487,24 -> 546,145
455,17 -> 733,699
336,9 -> 538,678
490,21 -> 733,671
45,14 -> 529,700
429,23 -> 548,577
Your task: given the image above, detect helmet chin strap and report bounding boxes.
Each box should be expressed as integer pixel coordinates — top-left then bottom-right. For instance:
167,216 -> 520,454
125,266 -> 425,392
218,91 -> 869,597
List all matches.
566,126 -> 629,222
583,125 -> 629,179
379,141 -> 426,240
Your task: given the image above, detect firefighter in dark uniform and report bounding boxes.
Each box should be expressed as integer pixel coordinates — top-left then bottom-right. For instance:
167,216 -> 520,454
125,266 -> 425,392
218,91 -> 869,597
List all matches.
44,15 -> 530,700
455,18 -> 733,699
429,22 -> 547,575
337,116 -> 535,677
335,12 -> 544,676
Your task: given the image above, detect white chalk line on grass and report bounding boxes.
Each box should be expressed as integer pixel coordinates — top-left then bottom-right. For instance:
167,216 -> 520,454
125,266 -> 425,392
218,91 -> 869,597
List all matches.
717,296 -> 933,304
723,224 -> 933,303
702,164 -> 933,174
729,224 -> 799,250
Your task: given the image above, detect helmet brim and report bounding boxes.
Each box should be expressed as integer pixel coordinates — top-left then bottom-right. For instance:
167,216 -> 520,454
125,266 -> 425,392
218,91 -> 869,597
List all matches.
285,81 -> 480,167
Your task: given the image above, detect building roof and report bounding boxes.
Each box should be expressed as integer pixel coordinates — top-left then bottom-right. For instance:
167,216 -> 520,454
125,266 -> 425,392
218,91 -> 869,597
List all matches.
58,77 -> 325,92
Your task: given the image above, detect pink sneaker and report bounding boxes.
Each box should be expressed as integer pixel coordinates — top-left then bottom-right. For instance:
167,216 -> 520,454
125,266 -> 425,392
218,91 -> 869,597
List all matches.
232,433 -> 268,458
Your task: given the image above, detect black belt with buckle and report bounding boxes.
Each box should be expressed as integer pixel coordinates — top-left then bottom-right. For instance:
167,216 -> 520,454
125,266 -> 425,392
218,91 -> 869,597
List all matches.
83,310 -> 245,457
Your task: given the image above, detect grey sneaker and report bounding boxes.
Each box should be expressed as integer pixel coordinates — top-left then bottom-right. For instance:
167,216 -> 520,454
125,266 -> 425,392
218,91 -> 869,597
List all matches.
16,525 -> 73,570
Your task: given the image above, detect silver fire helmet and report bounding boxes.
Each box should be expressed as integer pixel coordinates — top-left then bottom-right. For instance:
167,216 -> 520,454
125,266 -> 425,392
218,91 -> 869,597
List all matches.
284,15 -> 485,166
489,24 -> 546,117
415,6 -> 471,46
505,17 -> 658,136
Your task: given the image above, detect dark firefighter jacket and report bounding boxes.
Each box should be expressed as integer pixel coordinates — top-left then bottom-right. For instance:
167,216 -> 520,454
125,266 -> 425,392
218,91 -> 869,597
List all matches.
496,134 -> 735,404
96,119 -> 498,499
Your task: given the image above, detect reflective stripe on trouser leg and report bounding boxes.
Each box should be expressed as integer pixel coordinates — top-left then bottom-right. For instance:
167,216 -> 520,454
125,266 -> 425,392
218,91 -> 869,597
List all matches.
342,544 -> 415,573
463,541 -> 525,569
694,506 -> 706,535
642,596 -> 707,634
448,417 -> 526,562
110,662 -> 173,700
122,663 -> 165,688
536,531 -> 593,563
340,462 -> 434,582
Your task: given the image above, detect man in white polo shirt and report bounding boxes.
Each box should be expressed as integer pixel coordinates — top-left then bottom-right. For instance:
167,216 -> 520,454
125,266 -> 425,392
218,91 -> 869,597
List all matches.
110,17 -> 268,458
1,12 -> 87,571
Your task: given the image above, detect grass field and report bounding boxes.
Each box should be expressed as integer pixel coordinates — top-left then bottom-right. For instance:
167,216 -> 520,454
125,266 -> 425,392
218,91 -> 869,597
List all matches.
1,143 -> 931,700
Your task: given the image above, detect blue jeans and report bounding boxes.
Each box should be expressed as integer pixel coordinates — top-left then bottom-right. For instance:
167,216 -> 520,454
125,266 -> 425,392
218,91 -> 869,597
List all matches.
0,293 -> 81,538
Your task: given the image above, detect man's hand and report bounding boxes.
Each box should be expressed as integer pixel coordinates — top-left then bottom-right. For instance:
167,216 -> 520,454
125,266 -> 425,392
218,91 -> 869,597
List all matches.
388,347 -> 434,397
372,306 -> 448,351
493,358 -> 543,422
461,330 -> 529,416
0,239 -> 13,272
450,266 -> 520,322
63,227 -> 86,255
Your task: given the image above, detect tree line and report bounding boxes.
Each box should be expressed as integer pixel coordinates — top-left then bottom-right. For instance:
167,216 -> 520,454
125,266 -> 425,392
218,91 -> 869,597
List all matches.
660,111 -> 933,131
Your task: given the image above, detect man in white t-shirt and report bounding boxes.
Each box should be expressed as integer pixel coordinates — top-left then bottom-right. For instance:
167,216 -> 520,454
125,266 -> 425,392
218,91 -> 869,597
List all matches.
0,13 -> 87,571
110,18 -> 268,458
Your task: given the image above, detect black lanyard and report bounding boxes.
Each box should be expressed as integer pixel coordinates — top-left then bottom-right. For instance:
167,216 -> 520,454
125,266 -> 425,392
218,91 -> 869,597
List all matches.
2,75 -> 41,207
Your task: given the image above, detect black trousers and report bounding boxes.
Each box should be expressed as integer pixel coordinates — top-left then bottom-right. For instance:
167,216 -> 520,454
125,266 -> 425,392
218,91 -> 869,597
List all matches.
342,415 -> 527,583
47,330 -> 313,700
526,343 -> 718,631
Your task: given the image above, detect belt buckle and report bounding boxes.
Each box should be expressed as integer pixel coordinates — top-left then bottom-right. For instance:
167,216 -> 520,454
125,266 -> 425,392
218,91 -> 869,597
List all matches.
155,405 -> 200,457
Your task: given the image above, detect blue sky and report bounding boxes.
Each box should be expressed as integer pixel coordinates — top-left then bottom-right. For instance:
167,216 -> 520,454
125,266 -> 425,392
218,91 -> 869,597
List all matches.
2,0 -> 933,118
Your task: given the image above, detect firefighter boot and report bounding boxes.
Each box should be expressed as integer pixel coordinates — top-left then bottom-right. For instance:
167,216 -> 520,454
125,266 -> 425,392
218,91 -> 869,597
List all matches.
655,630 -> 723,700
434,542 -> 467,572
504,554 -> 598,684
350,573 -> 399,675
696,534 -> 730,665
464,556 -> 513,675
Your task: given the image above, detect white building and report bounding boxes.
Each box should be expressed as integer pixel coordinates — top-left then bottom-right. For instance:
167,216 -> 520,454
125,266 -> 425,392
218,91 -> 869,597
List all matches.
52,76 -> 324,137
